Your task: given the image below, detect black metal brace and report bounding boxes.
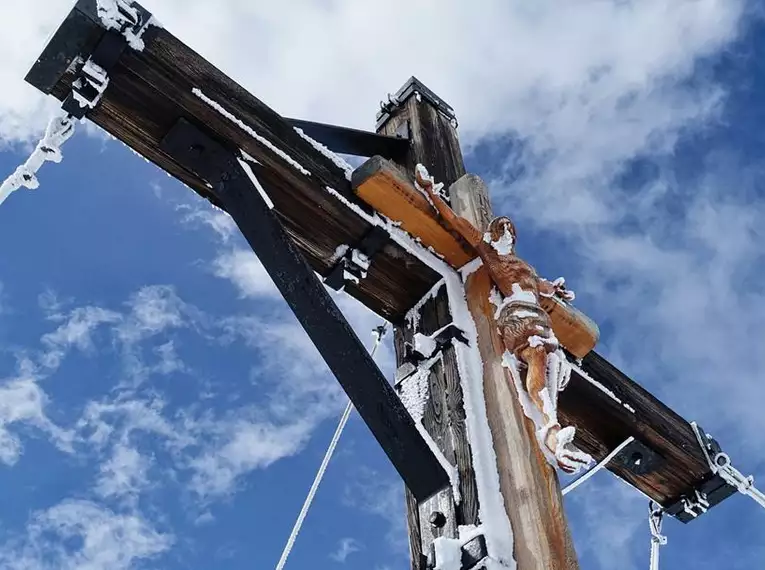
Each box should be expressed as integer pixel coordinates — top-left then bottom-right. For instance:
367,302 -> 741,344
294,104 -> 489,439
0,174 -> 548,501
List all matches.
324,226 -> 389,291
159,117 -> 450,502
402,324 -> 470,367
664,424 -> 738,523
425,534 -> 488,570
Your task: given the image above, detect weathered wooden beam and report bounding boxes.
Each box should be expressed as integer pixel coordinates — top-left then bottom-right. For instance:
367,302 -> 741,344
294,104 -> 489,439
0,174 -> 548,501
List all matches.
25,0 -> 441,323
352,156 -> 474,268
433,130 -> 579,569
378,84 -> 480,570
159,117 -> 450,501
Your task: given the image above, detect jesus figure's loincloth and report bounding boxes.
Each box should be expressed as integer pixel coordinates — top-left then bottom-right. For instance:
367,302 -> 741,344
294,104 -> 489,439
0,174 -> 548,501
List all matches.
496,301 -> 559,357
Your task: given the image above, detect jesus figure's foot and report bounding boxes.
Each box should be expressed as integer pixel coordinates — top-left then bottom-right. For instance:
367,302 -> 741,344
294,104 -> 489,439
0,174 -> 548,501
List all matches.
544,424 -> 592,474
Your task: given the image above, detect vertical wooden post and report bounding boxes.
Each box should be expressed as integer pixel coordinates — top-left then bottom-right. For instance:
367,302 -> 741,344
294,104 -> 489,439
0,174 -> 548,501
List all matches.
378,80 -> 479,570
378,78 -> 580,569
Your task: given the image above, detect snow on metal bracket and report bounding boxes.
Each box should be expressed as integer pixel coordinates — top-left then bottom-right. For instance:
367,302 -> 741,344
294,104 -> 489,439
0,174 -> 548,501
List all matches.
95,0 -> 155,50
324,226 -> 389,291
68,59 -> 110,114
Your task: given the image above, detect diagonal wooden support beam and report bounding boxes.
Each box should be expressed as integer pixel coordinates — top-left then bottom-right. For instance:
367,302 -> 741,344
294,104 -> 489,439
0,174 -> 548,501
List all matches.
159,117 -> 450,502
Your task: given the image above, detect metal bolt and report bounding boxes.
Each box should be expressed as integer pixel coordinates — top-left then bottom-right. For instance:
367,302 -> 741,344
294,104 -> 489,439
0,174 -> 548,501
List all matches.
429,511 -> 447,529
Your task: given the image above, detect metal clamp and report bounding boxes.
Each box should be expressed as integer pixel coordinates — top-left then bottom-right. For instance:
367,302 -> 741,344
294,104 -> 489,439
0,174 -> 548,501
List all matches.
61,28 -> 128,119
324,226 -> 389,291
403,324 -> 470,367
664,422 -> 742,522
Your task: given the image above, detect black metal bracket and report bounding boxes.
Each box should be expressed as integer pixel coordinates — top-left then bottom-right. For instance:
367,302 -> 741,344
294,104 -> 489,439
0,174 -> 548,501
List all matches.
425,534 -> 488,570
611,438 -> 665,476
159,117 -> 450,502
324,226 -> 389,291
377,76 -> 458,131
664,424 -> 737,523
61,29 -> 126,118
403,324 -> 470,366
287,118 -> 410,161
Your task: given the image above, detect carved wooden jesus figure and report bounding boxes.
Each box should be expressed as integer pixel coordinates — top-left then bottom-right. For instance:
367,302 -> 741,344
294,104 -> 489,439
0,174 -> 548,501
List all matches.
415,165 -> 591,474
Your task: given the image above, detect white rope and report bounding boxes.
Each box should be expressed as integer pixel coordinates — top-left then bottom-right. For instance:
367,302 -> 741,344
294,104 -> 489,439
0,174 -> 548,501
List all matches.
274,323 -> 389,570
0,113 -> 76,207
562,436 -> 634,496
648,501 -> 666,570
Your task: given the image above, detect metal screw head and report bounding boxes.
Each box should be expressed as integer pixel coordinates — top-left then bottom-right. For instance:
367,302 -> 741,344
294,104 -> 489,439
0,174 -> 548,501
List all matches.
429,511 -> 447,529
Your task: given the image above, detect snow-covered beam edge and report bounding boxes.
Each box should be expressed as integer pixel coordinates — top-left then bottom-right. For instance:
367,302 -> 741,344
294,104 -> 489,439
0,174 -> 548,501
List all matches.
324,185 -> 515,569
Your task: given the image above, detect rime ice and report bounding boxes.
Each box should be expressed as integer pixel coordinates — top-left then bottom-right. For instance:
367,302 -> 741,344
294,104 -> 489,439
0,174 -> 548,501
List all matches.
193,88 -> 311,177
0,115 -> 76,207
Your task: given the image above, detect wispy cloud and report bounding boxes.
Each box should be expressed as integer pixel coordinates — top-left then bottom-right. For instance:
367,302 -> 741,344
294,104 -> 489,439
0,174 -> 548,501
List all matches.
0,499 -> 172,570
0,365 -> 73,465
330,538 -> 362,563
344,469 -> 407,556
213,250 -> 279,299
95,443 -> 151,502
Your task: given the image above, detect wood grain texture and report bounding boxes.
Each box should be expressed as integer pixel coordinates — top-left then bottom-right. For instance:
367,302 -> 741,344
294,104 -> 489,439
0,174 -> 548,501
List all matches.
561,352 -> 711,506
352,156 -> 474,268
379,89 -> 480,570
467,267 -> 579,569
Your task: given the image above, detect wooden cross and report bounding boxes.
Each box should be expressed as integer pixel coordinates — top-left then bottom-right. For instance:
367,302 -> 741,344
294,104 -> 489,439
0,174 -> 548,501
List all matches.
24,1 -> 739,568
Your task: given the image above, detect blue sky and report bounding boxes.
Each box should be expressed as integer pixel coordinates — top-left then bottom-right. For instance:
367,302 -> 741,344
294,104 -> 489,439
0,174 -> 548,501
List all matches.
1,0 -> 765,569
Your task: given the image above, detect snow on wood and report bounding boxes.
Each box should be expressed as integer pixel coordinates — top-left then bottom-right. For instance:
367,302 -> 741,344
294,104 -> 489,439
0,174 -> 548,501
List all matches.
396,355 -> 461,503
433,537 -> 463,570
329,244 -> 350,265
192,88 -> 311,177
238,157 -> 275,209
406,279 -> 445,330
293,127 -> 354,180
483,226 -> 515,255
568,359 -> 636,415
459,257 -> 483,279
397,365 -> 432,423
413,332 -> 439,358
323,183 -> 515,566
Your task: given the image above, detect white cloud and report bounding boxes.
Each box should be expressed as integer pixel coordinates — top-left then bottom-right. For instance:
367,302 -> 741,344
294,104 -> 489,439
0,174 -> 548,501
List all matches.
213,250 -> 279,299
330,538 -> 362,563
117,286 -> 187,345
188,418 -> 312,498
40,306 -> 122,370
344,470 -> 407,555
0,0 -> 744,147
0,371 -> 72,465
0,500 -> 172,570
179,204 -> 237,243
566,476 -> 645,570
95,443 -> 150,501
